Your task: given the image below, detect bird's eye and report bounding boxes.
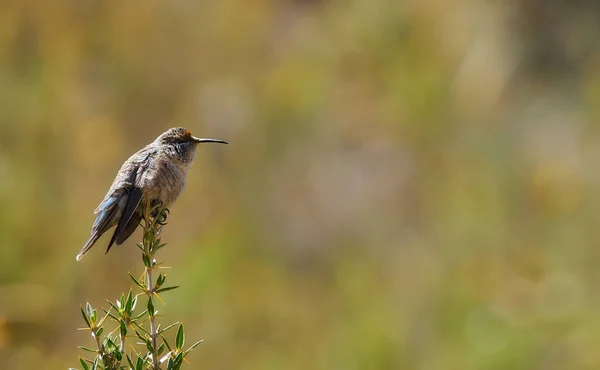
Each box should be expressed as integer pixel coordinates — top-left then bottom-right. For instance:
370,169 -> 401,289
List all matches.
184,129 -> 191,136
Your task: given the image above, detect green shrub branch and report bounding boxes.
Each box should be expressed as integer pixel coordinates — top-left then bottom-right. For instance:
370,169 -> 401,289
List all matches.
74,204 -> 202,370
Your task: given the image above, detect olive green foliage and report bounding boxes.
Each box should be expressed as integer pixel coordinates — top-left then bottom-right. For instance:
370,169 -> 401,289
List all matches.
2,1 -> 600,370
75,206 -> 200,370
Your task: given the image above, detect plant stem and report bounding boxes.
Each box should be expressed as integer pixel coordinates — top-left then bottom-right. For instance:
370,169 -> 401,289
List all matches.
93,329 -> 103,359
144,201 -> 160,370
147,264 -> 159,369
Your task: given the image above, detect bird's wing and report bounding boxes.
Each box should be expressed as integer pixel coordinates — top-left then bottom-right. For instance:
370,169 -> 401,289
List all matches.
104,148 -> 156,254
105,185 -> 142,254
77,147 -> 156,261
93,146 -> 155,214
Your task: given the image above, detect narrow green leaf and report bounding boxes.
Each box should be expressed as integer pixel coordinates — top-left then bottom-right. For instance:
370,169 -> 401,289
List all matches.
77,346 -> 97,353
91,357 -> 98,370
126,354 -> 135,368
120,320 -> 127,337
157,343 -> 165,356
185,339 -> 204,353
106,300 -> 119,313
147,296 -> 155,317
161,335 -> 173,352
135,356 -> 144,370
175,324 -> 184,350
96,327 -> 104,338
155,286 -> 179,294
106,336 -> 116,349
146,339 -> 154,354
105,311 -> 119,321
128,272 -> 146,290
133,323 -> 150,336
125,290 -> 134,313
142,254 -> 151,268
133,309 -> 148,321
79,357 -> 90,370
173,352 -> 184,370
158,322 -> 179,335
80,306 -> 91,328
156,273 -> 166,288
167,356 -> 175,370
133,329 -> 147,342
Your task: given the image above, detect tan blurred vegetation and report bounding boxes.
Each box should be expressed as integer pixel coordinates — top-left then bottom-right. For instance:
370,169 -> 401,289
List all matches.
2,0 -> 600,369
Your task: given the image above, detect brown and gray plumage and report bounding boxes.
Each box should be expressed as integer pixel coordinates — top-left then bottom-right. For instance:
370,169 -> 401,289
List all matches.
76,127 -> 227,261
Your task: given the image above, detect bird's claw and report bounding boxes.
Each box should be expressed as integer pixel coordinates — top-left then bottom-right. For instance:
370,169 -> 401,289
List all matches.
157,208 -> 170,225
147,201 -> 169,225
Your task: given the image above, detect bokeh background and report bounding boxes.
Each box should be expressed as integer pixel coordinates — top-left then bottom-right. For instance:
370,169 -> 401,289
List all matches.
2,0 -> 600,369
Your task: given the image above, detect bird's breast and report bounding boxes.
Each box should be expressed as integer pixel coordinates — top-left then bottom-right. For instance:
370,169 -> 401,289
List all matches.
141,159 -> 189,207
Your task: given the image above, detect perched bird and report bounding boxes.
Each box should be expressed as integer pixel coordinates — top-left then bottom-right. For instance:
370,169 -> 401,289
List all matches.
76,127 -> 227,261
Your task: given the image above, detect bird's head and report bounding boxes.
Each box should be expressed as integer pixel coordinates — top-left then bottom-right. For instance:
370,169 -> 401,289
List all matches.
157,127 -> 228,145
156,127 -> 228,163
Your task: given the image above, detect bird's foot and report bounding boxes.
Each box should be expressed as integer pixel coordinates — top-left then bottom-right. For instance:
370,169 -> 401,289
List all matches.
156,208 -> 170,225
147,200 -> 169,225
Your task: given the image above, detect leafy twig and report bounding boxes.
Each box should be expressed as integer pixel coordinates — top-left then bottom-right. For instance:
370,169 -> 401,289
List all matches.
76,201 -> 200,370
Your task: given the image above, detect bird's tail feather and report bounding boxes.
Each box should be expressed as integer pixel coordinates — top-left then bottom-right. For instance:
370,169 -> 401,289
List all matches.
76,232 -> 100,261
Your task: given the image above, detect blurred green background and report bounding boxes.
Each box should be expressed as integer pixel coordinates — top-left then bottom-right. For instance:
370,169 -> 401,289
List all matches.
2,0 -> 600,369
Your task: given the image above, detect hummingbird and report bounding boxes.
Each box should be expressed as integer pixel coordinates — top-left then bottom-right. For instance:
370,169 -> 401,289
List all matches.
76,127 -> 227,261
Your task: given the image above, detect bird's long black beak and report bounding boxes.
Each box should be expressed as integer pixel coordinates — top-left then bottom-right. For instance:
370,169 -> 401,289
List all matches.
191,136 -> 228,144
